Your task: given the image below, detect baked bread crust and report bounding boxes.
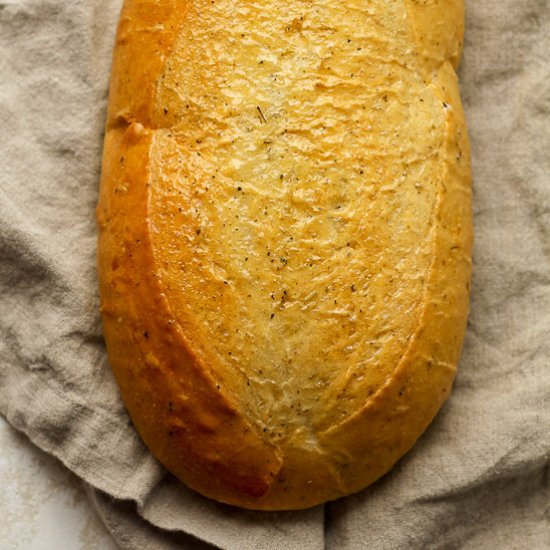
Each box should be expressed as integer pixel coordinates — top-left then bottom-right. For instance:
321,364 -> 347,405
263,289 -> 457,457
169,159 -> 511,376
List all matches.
98,0 -> 472,510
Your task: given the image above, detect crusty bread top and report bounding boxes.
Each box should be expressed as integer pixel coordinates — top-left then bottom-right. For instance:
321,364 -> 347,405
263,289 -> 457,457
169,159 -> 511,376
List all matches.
98,0 -> 472,510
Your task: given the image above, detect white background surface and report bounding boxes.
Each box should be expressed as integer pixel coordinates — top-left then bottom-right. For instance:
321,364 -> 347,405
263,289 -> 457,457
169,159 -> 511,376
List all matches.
0,416 -> 119,550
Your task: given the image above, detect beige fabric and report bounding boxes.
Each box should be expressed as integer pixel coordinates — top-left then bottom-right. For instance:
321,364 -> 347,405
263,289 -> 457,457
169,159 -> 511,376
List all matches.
0,1 -> 549,548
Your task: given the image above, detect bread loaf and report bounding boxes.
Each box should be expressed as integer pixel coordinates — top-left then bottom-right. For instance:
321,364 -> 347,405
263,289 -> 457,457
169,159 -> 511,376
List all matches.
97,0 -> 472,510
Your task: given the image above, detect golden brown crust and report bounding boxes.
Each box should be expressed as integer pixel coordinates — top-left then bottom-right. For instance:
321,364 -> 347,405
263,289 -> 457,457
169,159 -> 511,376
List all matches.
98,0 -> 472,510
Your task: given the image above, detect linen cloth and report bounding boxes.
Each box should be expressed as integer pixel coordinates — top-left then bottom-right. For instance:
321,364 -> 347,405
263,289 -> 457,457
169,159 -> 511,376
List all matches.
1,1 -> 549,548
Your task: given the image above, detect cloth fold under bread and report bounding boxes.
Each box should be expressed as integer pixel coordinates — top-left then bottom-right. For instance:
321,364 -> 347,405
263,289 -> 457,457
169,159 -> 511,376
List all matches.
0,0 -> 549,548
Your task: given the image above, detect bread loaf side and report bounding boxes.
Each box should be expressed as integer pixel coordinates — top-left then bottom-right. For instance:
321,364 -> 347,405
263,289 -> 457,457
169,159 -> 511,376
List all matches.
97,0 -> 472,510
